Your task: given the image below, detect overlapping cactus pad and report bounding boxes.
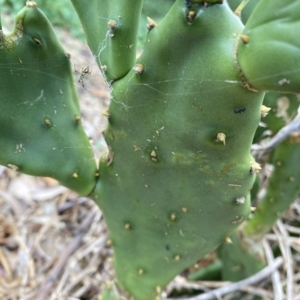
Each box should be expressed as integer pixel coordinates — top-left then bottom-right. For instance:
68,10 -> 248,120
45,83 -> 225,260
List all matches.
237,0 -> 300,93
0,4 -> 98,195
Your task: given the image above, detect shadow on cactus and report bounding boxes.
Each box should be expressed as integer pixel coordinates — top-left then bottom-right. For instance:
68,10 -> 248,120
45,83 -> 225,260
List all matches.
0,0 -> 300,299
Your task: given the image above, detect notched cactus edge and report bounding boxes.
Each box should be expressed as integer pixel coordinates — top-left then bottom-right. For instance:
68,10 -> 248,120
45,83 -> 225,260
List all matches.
0,1 -> 98,195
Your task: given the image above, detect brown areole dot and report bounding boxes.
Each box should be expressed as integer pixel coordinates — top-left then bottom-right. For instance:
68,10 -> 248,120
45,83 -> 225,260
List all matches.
240,34 -> 250,44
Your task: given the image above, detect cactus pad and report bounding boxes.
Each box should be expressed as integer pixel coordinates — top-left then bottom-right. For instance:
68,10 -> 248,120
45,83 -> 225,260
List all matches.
237,0 -> 300,93
93,0 -> 264,298
0,4 -> 98,195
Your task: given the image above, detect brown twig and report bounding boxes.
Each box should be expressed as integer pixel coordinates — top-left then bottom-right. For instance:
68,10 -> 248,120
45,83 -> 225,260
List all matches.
0,246 -> 12,280
276,220 -> 294,300
251,106 -> 300,155
36,210 -> 96,300
166,276 -> 273,300
0,190 -> 26,216
167,257 -> 283,300
262,238 -> 283,300
57,197 -> 88,214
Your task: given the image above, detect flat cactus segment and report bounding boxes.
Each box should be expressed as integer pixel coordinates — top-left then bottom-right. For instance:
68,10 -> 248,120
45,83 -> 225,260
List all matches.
237,0 -> 300,93
100,284 -> 121,300
220,92 -> 300,281
219,229 -> 266,281
188,258 -> 222,281
70,0 -> 143,81
93,0 -> 264,298
246,140 -> 300,237
0,4 -> 97,195
245,92 -> 300,237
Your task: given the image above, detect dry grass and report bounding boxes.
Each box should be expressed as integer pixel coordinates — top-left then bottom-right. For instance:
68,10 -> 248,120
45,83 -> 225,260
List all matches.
0,172 -> 114,300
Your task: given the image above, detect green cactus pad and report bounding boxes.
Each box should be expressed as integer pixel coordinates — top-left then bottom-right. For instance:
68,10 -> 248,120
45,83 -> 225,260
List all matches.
220,92 -> 300,281
245,92 -> 300,237
237,0 -> 300,93
70,0 -> 143,81
219,229 -> 266,281
0,4 -> 97,195
92,0 -> 264,298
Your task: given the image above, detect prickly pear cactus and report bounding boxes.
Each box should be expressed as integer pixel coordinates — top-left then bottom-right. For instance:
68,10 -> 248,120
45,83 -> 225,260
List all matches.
215,0 -> 300,283
236,0 -> 300,93
90,0 -> 264,298
0,3 -> 98,195
245,93 -> 300,237
220,92 -> 300,281
2,0 -> 300,299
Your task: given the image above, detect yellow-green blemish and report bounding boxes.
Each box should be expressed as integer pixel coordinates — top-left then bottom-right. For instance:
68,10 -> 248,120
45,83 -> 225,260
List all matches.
133,145 -> 141,151
115,131 -> 126,139
220,163 -> 236,177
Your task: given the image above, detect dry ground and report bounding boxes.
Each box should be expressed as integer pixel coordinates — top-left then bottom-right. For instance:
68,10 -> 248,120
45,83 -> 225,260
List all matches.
0,25 -> 300,300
